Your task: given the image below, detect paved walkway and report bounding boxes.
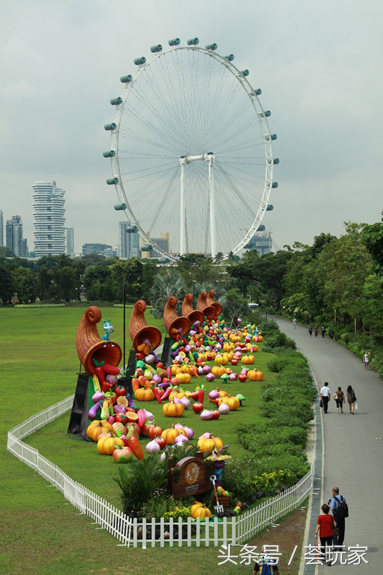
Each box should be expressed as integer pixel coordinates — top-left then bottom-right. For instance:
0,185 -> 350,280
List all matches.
275,318 -> 383,573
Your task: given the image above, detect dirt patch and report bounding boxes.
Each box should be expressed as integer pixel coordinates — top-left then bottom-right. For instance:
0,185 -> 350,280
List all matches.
248,507 -> 307,574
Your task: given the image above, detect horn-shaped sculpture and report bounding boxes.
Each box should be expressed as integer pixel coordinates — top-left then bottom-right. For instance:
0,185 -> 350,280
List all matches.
182,293 -> 204,326
129,300 -> 162,352
163,296 -> 191,339
196,291 -> 217,320
76,306 -> 122,376
206,289 -> 223,317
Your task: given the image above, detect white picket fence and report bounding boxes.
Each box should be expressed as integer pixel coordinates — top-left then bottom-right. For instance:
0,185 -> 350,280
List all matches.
7,395 -> 314,548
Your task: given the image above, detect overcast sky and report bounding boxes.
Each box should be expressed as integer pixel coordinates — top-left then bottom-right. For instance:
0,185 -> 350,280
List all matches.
1,0 -> 382,255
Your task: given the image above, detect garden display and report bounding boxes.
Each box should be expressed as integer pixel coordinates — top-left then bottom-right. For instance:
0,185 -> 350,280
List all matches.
73,293 -> 268,521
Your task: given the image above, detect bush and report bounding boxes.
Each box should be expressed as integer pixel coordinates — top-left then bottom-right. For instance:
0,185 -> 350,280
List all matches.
114,454 -> 168,515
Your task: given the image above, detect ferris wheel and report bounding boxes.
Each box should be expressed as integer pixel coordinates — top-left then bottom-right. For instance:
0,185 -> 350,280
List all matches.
104,38 -> 278,262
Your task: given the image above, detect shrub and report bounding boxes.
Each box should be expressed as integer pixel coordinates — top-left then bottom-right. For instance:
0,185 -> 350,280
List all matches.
114,454 -> 168,515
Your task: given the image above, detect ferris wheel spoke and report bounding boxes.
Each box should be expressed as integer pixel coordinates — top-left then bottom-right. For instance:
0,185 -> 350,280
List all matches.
134,69 -> 188,151
147,165 -> 180,233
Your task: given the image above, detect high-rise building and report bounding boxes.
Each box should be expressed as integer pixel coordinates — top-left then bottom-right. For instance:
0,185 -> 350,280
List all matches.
119,221 -> 130,258
119,221 -> 140,259
82,243 -> 115,257
246,232 -> 272,256
33,181 -> 65,257
6,215 -> 25,256
0,210 -> 3,247
149,232 -> 170,258
64,227 -> 74,257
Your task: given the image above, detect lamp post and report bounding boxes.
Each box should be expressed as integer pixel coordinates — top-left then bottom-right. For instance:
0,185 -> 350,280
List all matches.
122,273 -> 127,369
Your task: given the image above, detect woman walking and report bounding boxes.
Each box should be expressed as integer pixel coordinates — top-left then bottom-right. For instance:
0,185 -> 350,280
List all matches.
334,386 -> 345,414
315,504 -> 336,566
346,385 -> 356,414
363,351 -> 370,370
308,326 -> 313,337
314,325 -> 319,337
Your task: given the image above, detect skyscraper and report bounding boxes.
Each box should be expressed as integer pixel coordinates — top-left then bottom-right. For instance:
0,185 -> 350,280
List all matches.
6,215 -> 25,256
119,221 -> 131,258
64,227 -> 74,257
0,210 -> 4,246
0,210 -> 3,247
119,221 -> 140,259
33,181 -> 65,257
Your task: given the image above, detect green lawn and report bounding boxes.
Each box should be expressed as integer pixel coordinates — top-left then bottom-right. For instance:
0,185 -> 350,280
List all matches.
1,306 -> 277,575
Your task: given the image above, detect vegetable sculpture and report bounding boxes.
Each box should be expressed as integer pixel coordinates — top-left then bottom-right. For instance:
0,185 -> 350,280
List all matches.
87,420 -> 112,442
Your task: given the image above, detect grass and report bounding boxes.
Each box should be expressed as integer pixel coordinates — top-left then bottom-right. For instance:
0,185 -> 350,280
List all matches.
1,306 -> 281,575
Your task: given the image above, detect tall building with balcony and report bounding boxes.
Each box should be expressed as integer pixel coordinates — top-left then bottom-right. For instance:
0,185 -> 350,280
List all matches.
64,227 -> 74,257
33,181 -> 65,257
6,215 -> 27,256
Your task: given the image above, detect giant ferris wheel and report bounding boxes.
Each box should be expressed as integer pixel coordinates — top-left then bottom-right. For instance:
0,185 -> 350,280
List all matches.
104,37 -> 278,262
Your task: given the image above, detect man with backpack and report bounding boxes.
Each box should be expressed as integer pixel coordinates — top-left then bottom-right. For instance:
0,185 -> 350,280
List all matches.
329,487 -> 348,547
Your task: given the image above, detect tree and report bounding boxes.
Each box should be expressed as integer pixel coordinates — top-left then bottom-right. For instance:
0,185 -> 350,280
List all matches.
110,259 -> 144,301
362,218 -> 383,275
219,289 -> 249,328
0,260 -> 15,303
12,267 -> 36,303
149,270 -> 187,318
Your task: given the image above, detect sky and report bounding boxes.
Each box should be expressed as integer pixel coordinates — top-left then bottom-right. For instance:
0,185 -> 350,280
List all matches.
1,0 -> 382,255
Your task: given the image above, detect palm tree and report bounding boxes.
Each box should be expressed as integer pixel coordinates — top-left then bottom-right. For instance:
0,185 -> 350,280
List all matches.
149,270 -> 187,318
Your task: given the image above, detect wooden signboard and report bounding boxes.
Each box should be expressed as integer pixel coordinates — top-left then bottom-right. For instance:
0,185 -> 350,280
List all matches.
168,453 -> 211,498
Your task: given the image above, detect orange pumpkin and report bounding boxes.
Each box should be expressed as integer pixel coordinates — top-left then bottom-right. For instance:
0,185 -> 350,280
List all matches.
257,335 -> 263,342
163,402 -> 185,418
97,436 -> 124,455
218,395 -> 240,411
191,504 -> 211,519
247,369 -> 264,381
87,420 -> 112,442
242,354 -> 255,365
135,388 -> 155,401
212,365 -> 226,377
161,425 -> 187,444
177,373 -> 192,384
169,391 -> 185,402
197,434 -> 224,453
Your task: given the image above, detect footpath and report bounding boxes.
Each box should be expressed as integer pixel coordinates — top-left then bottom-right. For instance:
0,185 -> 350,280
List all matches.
275,318 -> 383,573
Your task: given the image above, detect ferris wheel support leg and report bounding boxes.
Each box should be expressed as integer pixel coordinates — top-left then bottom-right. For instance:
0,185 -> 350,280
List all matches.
208,154 -> 216,259
180,159 -> 186,256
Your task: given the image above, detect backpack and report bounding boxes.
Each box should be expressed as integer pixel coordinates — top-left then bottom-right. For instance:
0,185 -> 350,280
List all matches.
335,495 -> 349,519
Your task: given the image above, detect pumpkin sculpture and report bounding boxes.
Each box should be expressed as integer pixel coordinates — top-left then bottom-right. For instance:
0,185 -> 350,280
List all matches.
97,435 -> 124,455
242,354 -> 255,365
169,391 -> 185,402
161,425 -> 187,444
197,434 -> 224,453
247,369 -> 264,381
218,395 -> 240,411
87,420 -> 112,442
211,365 -> 226,377
191,504 -> 212,520
135,388 -> 155,401
163,402 -> 185,418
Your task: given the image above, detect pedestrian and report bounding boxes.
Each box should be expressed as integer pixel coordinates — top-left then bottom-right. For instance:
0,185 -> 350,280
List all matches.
363,351 -> 370,370
293,317 -> 297,329
308,326 -> 313,337
330,487 -> 347,547
346,385 -> 356,414
320,382 -> 331,414
334,386 -> 344,414
321,324 -> 326,338
314,325 -> 319,337
253,555 -> 279,574
315,503 -> 336,566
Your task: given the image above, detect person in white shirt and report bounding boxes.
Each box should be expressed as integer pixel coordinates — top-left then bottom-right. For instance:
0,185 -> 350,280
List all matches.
320,382 -> 331,414
363,351 -> 370,370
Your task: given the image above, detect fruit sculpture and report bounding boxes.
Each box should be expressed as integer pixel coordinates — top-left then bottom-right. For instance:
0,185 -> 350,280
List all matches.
197,434 -> 224,453
191,502 -> 212,519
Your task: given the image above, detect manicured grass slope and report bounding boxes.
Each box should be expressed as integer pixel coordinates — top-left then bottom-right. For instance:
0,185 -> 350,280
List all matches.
0,307 -> 273,575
